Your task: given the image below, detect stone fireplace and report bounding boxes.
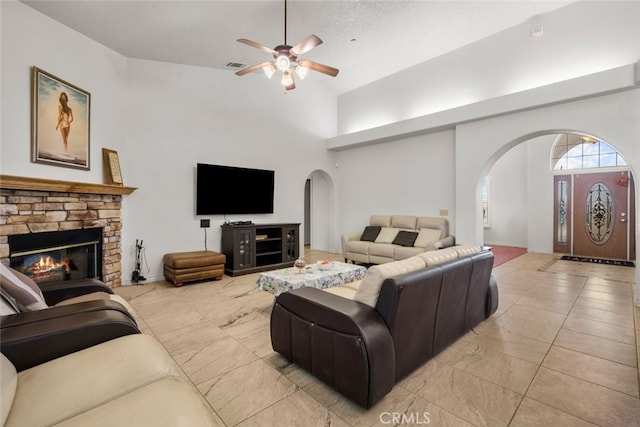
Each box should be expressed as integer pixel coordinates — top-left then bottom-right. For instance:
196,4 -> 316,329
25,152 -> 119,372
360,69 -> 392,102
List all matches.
0,175 -> 136,288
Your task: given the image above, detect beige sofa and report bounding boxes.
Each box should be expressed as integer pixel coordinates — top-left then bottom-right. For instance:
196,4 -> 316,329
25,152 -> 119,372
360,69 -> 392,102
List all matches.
342,215 -> 455,264
1,334 -> 222,426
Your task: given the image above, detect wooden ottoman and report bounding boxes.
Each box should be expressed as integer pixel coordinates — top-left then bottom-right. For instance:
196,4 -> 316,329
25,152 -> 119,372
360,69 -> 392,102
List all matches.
163,251 -> 226,287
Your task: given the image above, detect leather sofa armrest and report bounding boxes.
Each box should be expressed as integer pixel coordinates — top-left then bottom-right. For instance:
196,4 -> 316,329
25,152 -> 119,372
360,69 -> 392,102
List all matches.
422,236 -> 456,251
341,231 -> 363,258
39,278 -> 113,306
487,275 -> 499,317
437,235 -> 455,249
1,299 -> 134,328
1,309 -> 140,371
271,287 -> 395,408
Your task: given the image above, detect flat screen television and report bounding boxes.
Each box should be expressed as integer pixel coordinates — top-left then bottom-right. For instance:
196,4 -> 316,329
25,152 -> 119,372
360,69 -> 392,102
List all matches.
196,163 -> 274,215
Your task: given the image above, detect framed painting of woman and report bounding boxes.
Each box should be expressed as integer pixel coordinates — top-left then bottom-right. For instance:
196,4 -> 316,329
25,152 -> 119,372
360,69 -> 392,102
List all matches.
31,67 -> 91,170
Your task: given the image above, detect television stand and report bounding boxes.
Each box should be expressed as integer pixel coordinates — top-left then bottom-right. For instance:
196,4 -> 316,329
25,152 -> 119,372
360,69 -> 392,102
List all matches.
221,223 -> 300,276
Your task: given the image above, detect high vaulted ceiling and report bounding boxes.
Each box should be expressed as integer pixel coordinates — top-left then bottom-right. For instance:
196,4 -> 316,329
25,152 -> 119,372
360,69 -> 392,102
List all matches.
22,0 -> 571,94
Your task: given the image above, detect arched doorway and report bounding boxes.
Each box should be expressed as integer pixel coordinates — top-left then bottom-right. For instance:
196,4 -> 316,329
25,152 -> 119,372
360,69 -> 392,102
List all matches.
481,132 -> 636,261
304,169 -> 335,253
455,92 -> 640,305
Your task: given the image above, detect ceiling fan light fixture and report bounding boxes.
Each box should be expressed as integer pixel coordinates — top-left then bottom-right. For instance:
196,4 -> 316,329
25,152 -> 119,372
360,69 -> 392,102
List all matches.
262,63 -> 276,79
295,63 -> 309,80
275,54 -> 290,71
281,70 -> 294,87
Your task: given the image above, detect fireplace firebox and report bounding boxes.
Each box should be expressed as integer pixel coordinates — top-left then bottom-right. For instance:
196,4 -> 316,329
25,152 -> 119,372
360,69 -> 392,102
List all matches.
9,228 -> 103,284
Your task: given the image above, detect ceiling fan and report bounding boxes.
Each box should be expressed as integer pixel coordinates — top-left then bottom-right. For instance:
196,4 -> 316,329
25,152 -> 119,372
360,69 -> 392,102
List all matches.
235,0 -> 339,90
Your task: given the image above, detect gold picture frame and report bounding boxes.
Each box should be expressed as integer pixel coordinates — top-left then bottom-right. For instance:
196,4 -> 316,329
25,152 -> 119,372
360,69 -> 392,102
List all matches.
32,67 -> 91,170
102,148 -> 123,186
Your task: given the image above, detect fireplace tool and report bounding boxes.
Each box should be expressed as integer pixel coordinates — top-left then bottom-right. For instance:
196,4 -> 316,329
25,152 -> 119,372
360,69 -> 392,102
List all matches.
132,239 -> 147,284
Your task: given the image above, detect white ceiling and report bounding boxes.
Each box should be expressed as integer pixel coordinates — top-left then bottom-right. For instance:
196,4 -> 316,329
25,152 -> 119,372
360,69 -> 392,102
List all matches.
21,0 -> 572,94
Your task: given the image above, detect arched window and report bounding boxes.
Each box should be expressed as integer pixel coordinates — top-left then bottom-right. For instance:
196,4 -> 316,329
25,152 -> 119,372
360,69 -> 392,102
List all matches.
551,134 -> 627,171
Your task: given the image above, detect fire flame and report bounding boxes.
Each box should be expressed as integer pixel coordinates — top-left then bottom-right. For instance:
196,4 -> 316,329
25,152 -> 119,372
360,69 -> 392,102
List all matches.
33,257 -> 70,274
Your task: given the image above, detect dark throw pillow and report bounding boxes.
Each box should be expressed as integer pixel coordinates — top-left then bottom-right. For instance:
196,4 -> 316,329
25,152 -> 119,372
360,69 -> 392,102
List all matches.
360,226 -> 382,242
392,231 -> 419,247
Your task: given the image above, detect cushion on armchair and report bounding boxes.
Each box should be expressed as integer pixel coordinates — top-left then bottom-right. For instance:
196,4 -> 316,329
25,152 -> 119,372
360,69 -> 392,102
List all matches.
0,264 -> 48,311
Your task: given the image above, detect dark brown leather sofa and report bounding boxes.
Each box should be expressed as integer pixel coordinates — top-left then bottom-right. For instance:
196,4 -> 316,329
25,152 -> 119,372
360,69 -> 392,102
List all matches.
270,250 -> 498,408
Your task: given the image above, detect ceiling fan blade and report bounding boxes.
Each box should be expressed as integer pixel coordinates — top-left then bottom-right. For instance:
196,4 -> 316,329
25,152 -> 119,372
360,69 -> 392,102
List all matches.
298,59 -> 339,77
237,39 -> 277,55
290,34 -> 323,56
235,62 -> 273,76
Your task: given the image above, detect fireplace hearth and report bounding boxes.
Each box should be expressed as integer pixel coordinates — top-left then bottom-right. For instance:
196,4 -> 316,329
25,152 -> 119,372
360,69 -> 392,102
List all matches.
9,228 -> 102,284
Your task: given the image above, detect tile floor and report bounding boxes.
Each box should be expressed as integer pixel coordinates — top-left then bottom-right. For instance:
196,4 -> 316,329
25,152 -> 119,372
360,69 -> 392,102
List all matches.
115,250 -> 640,426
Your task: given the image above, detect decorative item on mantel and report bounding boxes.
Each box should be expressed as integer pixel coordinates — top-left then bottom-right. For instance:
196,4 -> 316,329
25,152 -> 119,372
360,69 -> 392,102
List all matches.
102,148 -> 123,186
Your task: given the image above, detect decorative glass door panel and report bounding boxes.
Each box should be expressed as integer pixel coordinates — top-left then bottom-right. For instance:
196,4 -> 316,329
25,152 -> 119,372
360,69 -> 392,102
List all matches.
283,226 -> 299,263
553,175 -> 572,254
235,229 -> 254,269
584,182 -> 613,244
573,172 -> 634,260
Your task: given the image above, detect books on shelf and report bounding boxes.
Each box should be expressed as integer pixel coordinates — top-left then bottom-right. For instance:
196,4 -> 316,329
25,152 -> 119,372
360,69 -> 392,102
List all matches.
256,234 -> 268,241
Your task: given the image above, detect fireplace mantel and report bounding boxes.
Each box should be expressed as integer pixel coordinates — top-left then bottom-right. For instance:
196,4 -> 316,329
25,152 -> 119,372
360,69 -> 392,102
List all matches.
0,174 -> 137,195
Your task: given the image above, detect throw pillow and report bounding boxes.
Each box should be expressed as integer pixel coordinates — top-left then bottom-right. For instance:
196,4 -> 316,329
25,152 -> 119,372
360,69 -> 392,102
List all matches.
392,231 -> 418,247
375,227 -> 400,244
360,226 -> 382,242
414,228 -> 443,247
0,263 -> 48,310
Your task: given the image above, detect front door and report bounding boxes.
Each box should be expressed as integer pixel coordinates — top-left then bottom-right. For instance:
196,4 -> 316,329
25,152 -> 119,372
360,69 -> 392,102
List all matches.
554,171 -> 635,260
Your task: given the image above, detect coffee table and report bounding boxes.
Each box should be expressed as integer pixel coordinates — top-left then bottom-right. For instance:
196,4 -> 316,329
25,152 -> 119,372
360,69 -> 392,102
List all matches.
257,261 -> 366,296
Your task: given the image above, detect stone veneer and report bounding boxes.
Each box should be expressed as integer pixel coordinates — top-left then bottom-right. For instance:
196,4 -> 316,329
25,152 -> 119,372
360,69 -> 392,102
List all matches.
0,189 -> 123,288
